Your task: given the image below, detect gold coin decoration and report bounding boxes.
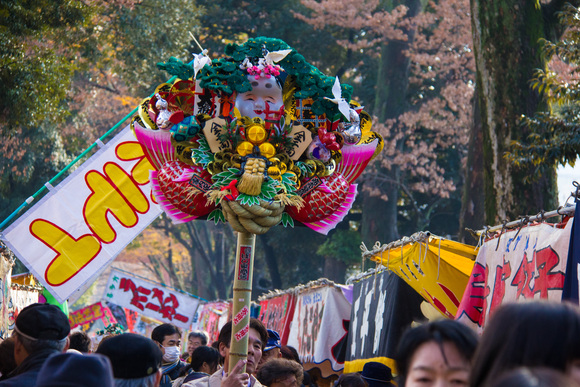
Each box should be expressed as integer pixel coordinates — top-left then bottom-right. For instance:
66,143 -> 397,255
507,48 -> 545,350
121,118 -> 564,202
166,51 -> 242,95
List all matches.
246,125 -> 268,145
259,143 -> 276,159
237,141 -> 254,156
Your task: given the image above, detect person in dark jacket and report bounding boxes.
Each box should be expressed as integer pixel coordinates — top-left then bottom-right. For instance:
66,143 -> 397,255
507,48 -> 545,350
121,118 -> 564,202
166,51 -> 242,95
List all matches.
0,303 -> 70,387
151,323 -> 187,387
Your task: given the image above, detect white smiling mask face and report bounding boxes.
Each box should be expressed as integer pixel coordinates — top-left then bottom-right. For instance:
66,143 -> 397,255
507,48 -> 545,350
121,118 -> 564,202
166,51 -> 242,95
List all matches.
235,75 -> 284,120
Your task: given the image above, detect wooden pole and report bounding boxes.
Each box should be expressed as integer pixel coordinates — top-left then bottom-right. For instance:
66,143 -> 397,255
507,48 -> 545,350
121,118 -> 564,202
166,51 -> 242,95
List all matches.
228,231 -> 256,374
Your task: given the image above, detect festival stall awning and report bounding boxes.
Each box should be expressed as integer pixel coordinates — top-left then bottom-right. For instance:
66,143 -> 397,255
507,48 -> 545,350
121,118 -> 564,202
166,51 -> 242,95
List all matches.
286,279 -> 352,378
363,232 -> 477,319
344,269 -> 424,374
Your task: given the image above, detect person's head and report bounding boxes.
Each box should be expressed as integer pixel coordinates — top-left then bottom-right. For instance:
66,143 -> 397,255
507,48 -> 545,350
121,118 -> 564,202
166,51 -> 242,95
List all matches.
256,358 -> 303,387
187,330 -> 208,356
470,301 -> 580,387
234,75 -> 284,120
489,367 -> 580,387
190,345 -> 220,374
260,329 -> 282,367
151,323 -> 182,364
0,337 -> 16,377
395,319 -> 478,387
96,333 -> 163,387
12,303 -> 70,365
334,373 -> 368,387
217,317 -> 268,374
280,345 -> 301,364
360,362 -> 395,387
35,352 -> 114,387
69,331 -> 91,353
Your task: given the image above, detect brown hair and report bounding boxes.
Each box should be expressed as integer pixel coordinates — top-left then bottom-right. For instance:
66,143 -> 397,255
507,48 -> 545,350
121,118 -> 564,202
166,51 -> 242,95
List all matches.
257,358 -> 304,386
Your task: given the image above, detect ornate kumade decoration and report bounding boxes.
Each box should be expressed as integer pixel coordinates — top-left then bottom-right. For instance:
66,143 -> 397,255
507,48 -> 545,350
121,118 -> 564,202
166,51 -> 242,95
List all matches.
133,37 -> 383,235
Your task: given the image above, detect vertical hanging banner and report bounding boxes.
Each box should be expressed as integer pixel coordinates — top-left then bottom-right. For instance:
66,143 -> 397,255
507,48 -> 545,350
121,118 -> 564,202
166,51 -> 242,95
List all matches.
259,293 -> 295,345
456,220 -> 573,331
1,126 -> 161,303
563,204 -> 580,303
345,271 -> 424,374
287,284 -> 352,377
194,301 -> 231,343
103,268 -> 201,329
0,257 -> 12,338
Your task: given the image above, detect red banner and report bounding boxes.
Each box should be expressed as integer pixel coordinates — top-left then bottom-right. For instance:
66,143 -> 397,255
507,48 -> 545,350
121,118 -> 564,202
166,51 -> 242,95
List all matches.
69,302 -> 117,329
259,293 -> 295,345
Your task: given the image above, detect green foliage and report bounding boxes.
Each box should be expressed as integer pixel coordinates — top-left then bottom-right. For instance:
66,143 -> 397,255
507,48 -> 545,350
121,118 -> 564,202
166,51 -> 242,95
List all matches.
0,0 -> 92,132
102,0 -> 204,95
508,4 -> 580,169
316,229 -> 362,265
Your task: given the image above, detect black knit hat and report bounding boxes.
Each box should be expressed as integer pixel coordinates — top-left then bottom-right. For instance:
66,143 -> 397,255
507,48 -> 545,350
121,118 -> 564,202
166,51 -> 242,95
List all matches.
36,352 -> 114,387
96,333 -> 163,379
15,303 -> 70,341
361,362 -> 394,387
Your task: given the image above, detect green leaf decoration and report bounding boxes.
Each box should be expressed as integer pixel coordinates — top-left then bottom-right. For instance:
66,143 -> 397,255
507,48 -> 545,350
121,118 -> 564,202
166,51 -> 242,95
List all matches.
280,173 -> 298,195
296,161 -> 314,177
157,57 -> 195,80
192,137 -> 214,166
208,209 -> 225,224
211,167 -> 240,188
261,178 -> 278,200
281,212 -> 294,228
238,194 -> 260,207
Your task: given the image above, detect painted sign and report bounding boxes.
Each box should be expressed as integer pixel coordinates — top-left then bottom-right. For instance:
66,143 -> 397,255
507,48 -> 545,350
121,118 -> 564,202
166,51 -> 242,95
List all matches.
103,268 -> 201,329
345,270 -> 423,373
258,293 -> 295,345
69,301 -> 117,329
1,126 -> 162,303
456,220 -> 573,331
287,285 -> 352,374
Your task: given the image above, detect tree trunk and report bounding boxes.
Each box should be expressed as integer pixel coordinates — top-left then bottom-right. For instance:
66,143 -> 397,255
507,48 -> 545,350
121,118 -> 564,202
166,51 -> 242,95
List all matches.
471,0 -> 558,225
459,92 -> 485,244
259,234 -> 282,289
362,0 -> 422,246
323,256 -> 347,283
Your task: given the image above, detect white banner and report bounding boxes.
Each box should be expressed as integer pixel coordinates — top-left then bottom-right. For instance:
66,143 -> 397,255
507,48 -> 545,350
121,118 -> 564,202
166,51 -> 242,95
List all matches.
287,285 -> 351,374
457,220 -> 573,331
1,127 -> 162,303
103,268 -> 200,329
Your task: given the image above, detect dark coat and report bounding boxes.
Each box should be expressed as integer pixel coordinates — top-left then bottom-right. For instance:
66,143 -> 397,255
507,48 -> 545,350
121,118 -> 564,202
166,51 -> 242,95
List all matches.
0,349 -> 59,387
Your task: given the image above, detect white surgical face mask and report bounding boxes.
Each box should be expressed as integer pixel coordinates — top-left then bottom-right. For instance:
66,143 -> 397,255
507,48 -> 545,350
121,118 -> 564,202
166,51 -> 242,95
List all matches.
163,345 -> 180,363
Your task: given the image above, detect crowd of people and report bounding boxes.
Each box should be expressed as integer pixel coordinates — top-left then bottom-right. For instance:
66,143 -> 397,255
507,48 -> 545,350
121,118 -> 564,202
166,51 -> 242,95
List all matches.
1,300 -> 580,387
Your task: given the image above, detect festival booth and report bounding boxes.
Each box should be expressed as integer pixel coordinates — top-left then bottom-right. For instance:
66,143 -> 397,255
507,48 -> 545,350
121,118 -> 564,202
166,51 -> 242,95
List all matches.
361,232 -> 477,319
343,269 -> 425,374
456,202 -> 578,331
283,279 -> 352,379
